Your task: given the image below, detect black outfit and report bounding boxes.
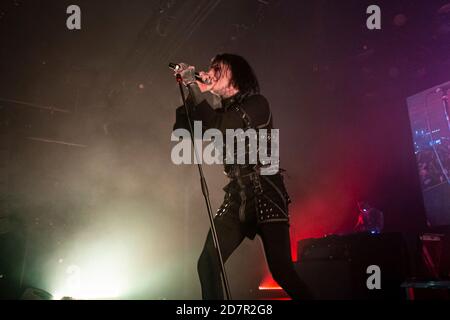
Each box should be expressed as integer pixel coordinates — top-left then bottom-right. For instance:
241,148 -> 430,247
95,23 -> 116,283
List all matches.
174,88 -> 313,300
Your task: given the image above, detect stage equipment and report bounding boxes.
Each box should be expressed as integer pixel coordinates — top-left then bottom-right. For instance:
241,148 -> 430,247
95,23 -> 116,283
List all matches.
295,232 -> 410,299
407,81 -> 450,227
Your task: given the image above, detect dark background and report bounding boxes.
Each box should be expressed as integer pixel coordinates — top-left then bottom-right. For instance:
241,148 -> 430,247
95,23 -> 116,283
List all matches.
0,0 -> 449,299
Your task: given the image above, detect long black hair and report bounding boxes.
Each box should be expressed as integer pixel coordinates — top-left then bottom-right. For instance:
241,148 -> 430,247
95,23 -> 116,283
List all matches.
210,53 -> 260,96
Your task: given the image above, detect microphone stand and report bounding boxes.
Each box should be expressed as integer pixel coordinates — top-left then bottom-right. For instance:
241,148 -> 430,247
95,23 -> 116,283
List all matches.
175,74 -> 232,300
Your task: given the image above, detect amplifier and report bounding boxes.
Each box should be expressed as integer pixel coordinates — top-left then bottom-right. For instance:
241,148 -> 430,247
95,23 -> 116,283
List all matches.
419,233 -> 450,279
295,232 -> 410,299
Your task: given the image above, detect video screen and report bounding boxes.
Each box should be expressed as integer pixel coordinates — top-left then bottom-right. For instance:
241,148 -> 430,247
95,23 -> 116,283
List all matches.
407,82 -> 450,227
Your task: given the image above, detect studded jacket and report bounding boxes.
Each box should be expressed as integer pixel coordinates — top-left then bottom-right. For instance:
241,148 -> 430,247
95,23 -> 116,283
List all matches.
173,88 -> 291,239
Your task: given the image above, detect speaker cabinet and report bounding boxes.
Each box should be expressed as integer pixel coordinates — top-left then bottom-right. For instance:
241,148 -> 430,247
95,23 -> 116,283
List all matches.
295,232 -> 410,299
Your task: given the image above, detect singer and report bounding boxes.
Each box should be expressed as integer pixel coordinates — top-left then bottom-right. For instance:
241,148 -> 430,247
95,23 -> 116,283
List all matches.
173,54 -> 313,300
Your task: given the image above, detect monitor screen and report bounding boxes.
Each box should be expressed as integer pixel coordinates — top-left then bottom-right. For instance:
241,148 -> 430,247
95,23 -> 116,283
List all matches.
407,82 -> 450,227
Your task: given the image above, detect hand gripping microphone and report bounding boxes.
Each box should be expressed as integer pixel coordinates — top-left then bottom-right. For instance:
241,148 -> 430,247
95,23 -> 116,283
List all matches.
168,63 -> 212,84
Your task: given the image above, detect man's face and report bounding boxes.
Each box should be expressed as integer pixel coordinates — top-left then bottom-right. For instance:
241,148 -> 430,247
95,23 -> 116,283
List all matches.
207,62 -> 234,96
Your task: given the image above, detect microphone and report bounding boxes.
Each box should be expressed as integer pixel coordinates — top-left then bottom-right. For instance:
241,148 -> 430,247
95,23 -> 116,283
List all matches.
168,62 -> 183,72
168,63 -> 212,84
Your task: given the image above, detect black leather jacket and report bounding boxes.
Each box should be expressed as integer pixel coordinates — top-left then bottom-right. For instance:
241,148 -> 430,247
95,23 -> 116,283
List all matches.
173,87 -> 290,238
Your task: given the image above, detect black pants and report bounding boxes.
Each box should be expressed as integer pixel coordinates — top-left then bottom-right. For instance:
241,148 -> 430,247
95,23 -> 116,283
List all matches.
197,214 -> 314,300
